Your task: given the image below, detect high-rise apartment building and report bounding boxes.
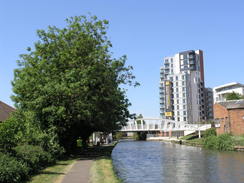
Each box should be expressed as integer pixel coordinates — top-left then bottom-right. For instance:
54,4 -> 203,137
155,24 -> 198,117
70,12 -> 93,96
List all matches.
159,50 -> 208,123
205,88 -> 214,120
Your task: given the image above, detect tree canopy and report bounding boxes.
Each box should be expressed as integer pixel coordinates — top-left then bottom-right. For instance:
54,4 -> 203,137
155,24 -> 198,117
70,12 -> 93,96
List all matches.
12,16 -> 138,151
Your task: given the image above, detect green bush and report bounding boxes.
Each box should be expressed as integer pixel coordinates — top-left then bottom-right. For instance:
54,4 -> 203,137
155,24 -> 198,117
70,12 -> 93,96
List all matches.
204,135 -> 218,149
204,128 -> 217,138
216,134 -> 234,151
0,110 -> 64,158
204,133 -> 234,151
14,145 -> 55,174
0,152 -> 28,183
0,112 -> 26,151
115,132 -> 124,140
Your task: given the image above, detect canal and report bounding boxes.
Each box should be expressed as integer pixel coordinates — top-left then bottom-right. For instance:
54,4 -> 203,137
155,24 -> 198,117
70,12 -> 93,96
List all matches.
112,141 -> 244,183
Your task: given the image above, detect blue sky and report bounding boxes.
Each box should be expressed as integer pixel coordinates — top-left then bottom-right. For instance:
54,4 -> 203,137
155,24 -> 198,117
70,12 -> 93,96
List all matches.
1,0 -> 244,117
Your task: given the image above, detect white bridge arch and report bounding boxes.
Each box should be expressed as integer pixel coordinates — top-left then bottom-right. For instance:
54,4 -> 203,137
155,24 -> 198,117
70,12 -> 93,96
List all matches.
120,118 -> 213,134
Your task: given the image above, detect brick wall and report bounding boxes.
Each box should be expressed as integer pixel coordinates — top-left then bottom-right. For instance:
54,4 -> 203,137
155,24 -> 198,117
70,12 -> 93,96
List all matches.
214,104 -> 230,135
228,109 -> 244,135
214,103 -> 244,135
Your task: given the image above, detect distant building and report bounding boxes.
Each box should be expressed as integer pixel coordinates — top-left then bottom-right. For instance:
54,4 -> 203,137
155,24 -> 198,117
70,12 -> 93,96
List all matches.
205,88 -> 214,120
159,50 -> 212,123
0,101 -> 15,122
214,100 -> 244,135
213,82 -> 244,103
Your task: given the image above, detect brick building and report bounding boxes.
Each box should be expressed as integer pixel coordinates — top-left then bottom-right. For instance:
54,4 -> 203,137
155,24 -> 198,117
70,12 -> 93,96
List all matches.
0,101 -> 15,122
214,100 -> 244,135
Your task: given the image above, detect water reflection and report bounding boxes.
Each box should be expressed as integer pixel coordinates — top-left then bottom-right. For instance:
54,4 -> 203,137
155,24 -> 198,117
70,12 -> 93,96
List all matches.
112,141 -> 244,183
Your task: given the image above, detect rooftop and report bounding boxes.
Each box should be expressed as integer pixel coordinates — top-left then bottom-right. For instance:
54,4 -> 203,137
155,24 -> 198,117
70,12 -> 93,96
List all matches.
0,101 -> 15,122
213,82 -> 244,90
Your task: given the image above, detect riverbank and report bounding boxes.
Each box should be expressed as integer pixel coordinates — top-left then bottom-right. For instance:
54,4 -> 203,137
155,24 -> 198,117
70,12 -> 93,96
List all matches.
27,144 -> 120,183
148,133 -> 244,151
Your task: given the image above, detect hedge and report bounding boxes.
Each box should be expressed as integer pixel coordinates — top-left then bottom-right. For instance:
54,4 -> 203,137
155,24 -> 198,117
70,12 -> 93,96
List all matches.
14,145 -> 55,174
0,152 -> 28,183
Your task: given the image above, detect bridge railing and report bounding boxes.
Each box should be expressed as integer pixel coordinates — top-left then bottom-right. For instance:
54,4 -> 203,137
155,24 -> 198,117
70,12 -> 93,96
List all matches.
120,118 -> 212,132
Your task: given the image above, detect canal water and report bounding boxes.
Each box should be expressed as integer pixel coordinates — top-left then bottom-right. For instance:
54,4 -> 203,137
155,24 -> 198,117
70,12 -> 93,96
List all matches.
112,140 -> 244,183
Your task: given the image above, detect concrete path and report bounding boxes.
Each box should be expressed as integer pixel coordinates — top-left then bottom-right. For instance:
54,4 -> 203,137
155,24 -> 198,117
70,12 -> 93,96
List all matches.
60,159 -> 93,183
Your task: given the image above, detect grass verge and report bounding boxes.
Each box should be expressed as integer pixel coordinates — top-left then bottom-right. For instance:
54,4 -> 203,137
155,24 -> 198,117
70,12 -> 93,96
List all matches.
27,158 -> 76,183
91,157 -> 121,183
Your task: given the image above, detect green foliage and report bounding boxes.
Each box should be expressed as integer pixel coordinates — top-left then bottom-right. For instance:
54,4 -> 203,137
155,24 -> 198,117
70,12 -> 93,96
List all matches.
0,110 -> 64,158
204,135 -> 218,149
12,15 -> 138,152
180,134 -> 197,140
0,152 -> 29,183
225,92 -> 244,100
76,138 -> 83,147
134,132 -> 147,140
14,145 -> 55,174
233,135 -> 244,146
204,128 -> 217,138
114,132 -> 123,140
0,110 -> 41,151
204,134 -> 234,151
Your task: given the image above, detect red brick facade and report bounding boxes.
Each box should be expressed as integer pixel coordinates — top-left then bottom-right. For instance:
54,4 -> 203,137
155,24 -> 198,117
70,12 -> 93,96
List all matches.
214,103 -> 244,135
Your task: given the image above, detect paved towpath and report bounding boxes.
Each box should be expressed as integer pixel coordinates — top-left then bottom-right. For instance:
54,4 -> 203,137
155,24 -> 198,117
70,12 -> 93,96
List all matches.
60,159 -> 93,183
59,145 -> 114,183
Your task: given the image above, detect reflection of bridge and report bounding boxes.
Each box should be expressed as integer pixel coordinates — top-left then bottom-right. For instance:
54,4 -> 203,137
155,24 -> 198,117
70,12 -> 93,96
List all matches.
120,118 -> 215,136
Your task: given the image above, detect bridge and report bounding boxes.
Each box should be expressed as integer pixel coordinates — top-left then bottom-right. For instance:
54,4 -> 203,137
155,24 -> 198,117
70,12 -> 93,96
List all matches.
120,118 -> 216,137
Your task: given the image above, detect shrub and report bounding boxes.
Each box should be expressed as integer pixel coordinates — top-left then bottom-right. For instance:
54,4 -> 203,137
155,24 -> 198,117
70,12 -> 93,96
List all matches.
216,134 -> 234,151
0,112 -> 26,151
204,133 -> 234,151
0,110 -> 64,158
14,145 -> 55,174
204,135 -> 218,149
33,128 -> 65,159
204,128 -> 217,138
115,132 -> 123,140
0,152 -> 28,183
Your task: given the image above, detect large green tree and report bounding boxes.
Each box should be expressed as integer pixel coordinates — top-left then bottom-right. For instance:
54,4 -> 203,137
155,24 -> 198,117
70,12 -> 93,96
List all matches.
12,16 -> 137,151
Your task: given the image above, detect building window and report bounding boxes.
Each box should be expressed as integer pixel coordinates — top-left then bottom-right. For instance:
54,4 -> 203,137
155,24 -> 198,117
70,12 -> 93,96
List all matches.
182,75 -> 185,80
183,111 -> 186,115
183,105 -> 186,109
184,117 -> 187,121
177,111 -> 180,115
176,82 -> 178,86
182,81 -> 185,85
177,117 -> 180,121
176,88 -> 179,92
183,93 -> 186,97
177,105 -> 179,110
183,99 -> 186,103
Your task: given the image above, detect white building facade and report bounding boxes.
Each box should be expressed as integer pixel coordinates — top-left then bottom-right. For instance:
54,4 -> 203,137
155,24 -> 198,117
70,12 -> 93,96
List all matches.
159,50 -> 207,124
213,82 -> 244,103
